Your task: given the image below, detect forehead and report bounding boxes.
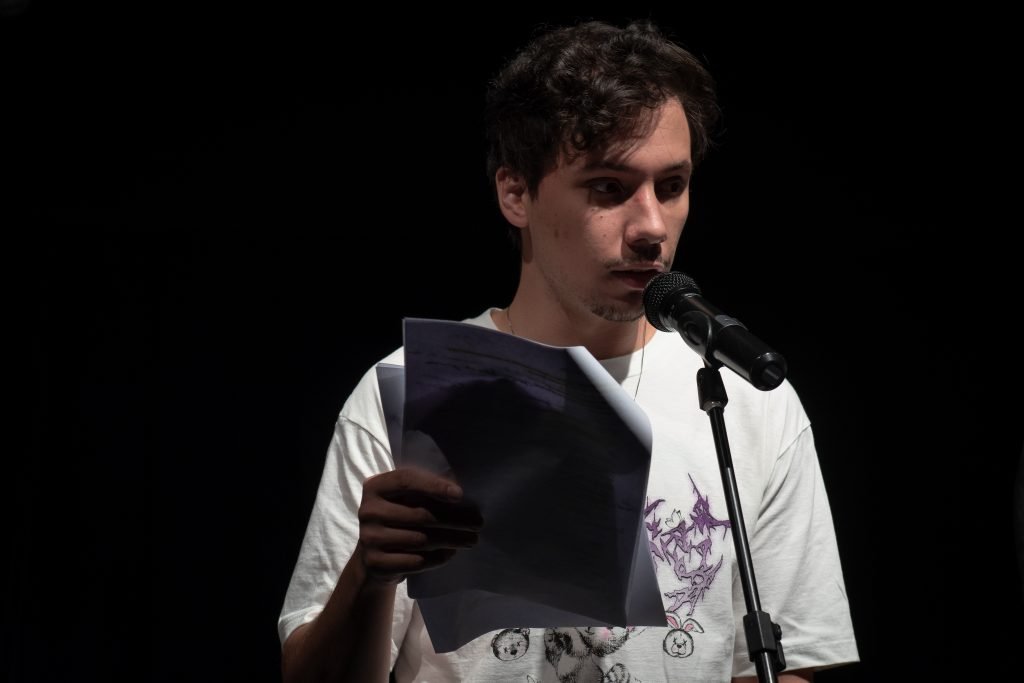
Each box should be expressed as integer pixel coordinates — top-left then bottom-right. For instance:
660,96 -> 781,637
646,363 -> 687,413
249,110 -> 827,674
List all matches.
562,98 -> 692,172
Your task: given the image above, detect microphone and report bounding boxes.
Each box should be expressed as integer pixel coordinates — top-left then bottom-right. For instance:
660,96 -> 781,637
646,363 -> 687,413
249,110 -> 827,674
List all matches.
643,271 -> 787,391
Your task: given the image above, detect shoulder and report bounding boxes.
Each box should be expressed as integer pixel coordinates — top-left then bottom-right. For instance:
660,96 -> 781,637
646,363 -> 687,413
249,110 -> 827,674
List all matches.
645,330 -> 811,436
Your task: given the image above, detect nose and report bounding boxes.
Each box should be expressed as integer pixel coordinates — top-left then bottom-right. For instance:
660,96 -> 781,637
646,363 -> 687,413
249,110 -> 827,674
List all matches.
624,183 -> 670,248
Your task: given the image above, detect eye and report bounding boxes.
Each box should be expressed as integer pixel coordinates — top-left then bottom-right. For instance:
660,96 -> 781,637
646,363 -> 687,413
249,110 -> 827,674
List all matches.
587,178 -> 628,206
589,179 -> 625,196
657,176 -> 689,200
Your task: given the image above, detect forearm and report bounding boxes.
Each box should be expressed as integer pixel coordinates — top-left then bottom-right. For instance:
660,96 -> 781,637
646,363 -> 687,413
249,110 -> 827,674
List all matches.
281,543 -> 398,683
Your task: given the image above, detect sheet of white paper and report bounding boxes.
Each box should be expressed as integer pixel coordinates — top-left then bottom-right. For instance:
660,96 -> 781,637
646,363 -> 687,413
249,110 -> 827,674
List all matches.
375,318 -> 666,653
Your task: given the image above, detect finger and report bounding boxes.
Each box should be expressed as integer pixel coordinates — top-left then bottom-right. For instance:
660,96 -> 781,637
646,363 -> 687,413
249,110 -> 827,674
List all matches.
360,495 -> 484,532
362,547 -> 458,579
361,525 -> 479,552
365,466 -> 464,503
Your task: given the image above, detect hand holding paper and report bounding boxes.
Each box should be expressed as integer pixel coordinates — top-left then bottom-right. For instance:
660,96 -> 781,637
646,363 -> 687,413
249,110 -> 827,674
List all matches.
356,466 -> 483,584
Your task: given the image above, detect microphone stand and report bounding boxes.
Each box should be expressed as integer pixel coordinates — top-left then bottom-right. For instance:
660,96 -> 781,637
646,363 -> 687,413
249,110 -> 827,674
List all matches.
696,362 -> 785,683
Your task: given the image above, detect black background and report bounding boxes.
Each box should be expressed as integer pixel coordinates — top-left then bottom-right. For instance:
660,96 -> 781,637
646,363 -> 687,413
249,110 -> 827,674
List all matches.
6,2 -> 1023,681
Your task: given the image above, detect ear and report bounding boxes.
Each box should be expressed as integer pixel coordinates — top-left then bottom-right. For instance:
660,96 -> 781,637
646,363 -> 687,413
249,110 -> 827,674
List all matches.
495,167 -> 529,228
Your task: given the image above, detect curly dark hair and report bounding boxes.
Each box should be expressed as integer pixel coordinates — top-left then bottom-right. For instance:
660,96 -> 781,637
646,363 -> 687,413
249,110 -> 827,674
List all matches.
484,19 -> 720,252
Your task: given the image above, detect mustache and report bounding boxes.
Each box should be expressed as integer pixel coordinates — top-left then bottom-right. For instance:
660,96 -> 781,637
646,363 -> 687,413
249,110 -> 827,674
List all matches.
605,256 -> 669,270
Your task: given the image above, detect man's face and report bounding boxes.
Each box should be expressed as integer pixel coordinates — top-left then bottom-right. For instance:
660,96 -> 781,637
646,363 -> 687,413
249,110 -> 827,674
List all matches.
522,97 -> 693,323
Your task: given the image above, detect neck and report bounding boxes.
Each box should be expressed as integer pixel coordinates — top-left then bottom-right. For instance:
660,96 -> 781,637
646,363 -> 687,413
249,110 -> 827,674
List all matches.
496,302 -> 654,360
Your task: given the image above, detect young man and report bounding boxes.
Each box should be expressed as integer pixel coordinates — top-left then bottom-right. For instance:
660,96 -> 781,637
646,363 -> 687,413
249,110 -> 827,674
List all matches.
279,19 -> 859,682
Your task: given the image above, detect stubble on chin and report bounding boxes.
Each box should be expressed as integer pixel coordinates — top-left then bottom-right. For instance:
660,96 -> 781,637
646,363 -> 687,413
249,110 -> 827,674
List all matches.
589,301 -> 644,323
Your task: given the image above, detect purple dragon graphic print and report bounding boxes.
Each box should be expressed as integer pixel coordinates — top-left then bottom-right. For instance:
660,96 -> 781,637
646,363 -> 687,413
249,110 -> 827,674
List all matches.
647,474 -> 731,617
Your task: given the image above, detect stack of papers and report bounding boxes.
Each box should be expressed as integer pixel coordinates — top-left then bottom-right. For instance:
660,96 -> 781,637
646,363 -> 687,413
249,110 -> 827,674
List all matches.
375,318 -> 667,653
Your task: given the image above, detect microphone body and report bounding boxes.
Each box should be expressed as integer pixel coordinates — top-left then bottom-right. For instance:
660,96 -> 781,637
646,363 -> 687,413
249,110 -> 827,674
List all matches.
643,271 -> 787,391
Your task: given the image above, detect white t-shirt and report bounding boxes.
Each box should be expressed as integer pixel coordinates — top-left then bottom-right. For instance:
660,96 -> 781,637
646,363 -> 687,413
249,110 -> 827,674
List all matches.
279,309 -> 859,681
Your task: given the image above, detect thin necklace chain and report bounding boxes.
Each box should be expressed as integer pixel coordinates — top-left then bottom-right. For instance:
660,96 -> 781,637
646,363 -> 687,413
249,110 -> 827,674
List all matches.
633,325 -> 646,400
505,305 -> 646,401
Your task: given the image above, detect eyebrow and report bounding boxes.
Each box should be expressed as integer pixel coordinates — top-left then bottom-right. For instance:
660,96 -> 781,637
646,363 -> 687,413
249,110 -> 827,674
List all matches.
580,159 -> 693,175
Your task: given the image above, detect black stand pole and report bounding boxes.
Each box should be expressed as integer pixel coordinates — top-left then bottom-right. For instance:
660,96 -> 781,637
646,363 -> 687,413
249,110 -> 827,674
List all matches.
696,363 -> 785,683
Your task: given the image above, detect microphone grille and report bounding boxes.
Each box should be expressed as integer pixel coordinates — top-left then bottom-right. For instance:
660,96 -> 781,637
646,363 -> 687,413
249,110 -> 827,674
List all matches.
643,271 -> 701,332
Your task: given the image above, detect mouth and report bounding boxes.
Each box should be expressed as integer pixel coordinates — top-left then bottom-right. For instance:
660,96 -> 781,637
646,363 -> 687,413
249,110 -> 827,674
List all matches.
611,268 -> 663,290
